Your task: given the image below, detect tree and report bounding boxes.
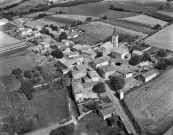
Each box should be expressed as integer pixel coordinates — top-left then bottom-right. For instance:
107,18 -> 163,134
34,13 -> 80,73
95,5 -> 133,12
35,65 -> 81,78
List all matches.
11,68 -> 22,76
49,124 -> 74,135
103,15 -> 107,20
110,76 -> 125,91
24,71 -> 31,79
51,49 -> 64,59
129,55 -> 145,66
95,52 -> 103,58
58,32 -> 68,41
92,82 -> 106,93
109,5 -> 114,10
85,17 -> 92,22
154,24 -> 161,29
19,81 -> 34,100
155,58 -> 168,70
157,49 -> 167,57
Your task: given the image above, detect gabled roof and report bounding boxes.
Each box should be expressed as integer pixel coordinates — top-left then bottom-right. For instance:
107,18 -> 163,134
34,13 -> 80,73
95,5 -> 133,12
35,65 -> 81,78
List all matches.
142,69 -> 158,78
101,65 -> 117,73
99,105 -> 115,117
102,42 -> 113,49
93,57 -> 110,65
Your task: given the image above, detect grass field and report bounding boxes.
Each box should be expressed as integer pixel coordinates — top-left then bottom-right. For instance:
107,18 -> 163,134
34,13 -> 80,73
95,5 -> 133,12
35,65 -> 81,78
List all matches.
0,53 -> 35,77
124,68 -> 173,135
103,19 -> 155,34
145,24 -> 173,51
156,10 -> 173,18
123,14 -> 168,27
30,89 -> 70,128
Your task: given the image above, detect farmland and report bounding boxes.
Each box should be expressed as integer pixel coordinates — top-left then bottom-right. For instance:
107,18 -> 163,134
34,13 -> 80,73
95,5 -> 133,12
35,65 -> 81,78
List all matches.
122,14 -> 168,27
0,54 -> 35,77
124,68 -> 173,135
102,19 -> 155,34
145,24 -> 173,51
156,10 -> 173,18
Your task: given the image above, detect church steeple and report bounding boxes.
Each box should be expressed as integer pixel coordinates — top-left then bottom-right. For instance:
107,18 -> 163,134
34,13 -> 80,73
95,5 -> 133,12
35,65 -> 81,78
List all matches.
112,27 -> 119,48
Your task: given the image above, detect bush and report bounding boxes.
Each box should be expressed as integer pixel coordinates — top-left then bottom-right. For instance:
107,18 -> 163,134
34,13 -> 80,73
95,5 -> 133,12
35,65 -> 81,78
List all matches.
24,71 -> 31,79
110,76 -> 125,91
153,24 -> 161,29
85,17 -> 92,22
129,55 -> 147,66
51,49 -> 64,59
59,32 -> 68,41
103,15 -> 107,20
95,52 -> 103,58
157,49 -> 167,57
155,58 -> 168,70
92,82 -> 106,93
49,124 -> 74,135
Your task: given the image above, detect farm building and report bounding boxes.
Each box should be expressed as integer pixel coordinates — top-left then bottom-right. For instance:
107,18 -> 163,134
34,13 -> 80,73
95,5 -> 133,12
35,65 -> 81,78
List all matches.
111,46 -> 129,59
101,42 -> 113,55
91,57 -> 110,69
114,65 -> 133,79
139,69 -> 158,83
20,28 -> 32,36
72,71 -> 86,79
132,50 -> 144,57
98,105 -> 116,120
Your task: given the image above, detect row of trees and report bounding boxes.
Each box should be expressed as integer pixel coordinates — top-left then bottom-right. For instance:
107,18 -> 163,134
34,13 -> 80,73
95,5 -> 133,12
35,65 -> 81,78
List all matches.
49,124 -> 74,135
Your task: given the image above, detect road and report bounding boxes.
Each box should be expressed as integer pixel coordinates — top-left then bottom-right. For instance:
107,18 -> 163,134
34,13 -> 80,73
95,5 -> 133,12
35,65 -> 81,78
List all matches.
100,78 -> 139,135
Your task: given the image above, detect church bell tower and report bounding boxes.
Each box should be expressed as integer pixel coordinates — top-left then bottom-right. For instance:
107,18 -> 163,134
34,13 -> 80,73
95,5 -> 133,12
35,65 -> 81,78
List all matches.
112,27 -> 119,48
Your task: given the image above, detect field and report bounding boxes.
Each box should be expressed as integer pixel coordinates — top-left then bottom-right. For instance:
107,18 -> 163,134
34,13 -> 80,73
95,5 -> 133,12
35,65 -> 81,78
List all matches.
48,1 -> 157,17
0,54 -> 35,77
46,14 -> 99,22
30,89 -> 70,128
145,24 -> 173,51
0,0 -> 21,8
103,19 -> 155,34
122,14 -> 168,27
124,68 -> 173,135
156,10 -> 173,18
8,0 -> 47,13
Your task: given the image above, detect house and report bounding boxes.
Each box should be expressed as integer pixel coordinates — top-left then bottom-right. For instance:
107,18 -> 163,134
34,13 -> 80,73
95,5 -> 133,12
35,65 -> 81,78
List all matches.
111,47 -> 129,59
92,57 -> 110,69
83,76 -> 93,83
72,71 -> 86,79
114,65 -> 133,79
20,28 -> 32,36
33,31 -> 40,37
82,81 -> 99,91
88,71 -> 99,82
72,82 -> 86,102
67,51 -> 79,59
132,50 -> 144,57
40,42 -> 50,48
73,55 -> 83,63
139,69 -> 158,83
98,105 -> 116,120
61,40 -> 75,46
101,42 -> 113,55
110,59 -> 129,66
99,65 -> 117,79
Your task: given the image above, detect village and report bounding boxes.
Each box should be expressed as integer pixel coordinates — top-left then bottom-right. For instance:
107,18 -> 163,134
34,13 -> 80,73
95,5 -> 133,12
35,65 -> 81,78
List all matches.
1,0 -> 173,135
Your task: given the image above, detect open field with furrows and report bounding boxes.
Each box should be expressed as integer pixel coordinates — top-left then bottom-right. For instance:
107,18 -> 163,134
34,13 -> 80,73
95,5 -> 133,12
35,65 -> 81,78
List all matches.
0,54 -> 35,77
44,16 -> 80,24
124,68 -> 173,135
8,0 -> 47,13
102,19 -> 155,34
48,1 -> 157,17
144,24 -> 173,52
122,14 -> 168,27
156,10 -> 173,18
0,0 -> 21,8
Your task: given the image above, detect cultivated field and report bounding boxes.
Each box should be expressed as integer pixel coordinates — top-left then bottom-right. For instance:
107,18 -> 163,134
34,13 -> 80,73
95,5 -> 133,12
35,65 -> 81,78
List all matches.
103,19 -> 155,34
8,0 -> 47,13
0,54 -> 35,77
47,14 -> 99,22
145,24 -> 173,51
124,68 -> 173,135
156,10 -> 173,18
123,14 -> 168,27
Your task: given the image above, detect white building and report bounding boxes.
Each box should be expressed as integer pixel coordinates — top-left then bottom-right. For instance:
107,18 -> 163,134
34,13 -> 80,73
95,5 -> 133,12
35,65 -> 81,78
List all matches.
92,57 -> 109,69
140,69 -> 158,83
88,71 -> 100,82
67,51 -> 80,59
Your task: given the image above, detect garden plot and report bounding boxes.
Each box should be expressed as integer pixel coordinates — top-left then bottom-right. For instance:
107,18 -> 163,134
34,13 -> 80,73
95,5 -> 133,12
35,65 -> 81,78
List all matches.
123,14 -> 168,27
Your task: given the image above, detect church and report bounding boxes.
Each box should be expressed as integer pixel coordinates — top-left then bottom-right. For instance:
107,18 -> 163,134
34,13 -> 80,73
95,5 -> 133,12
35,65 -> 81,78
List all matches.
101,27 -> 130,59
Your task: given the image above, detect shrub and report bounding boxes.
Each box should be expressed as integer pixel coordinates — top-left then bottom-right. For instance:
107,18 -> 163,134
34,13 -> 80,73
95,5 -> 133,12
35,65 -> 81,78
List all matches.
49,124 -> 74,135
129,55 -> 146,66
157,49 -> 167,57
110,76 -> 125,91
92,82 -> 106,93
59,32 -> 68,41
155,58 -> 168,70
51,49 -> 64,59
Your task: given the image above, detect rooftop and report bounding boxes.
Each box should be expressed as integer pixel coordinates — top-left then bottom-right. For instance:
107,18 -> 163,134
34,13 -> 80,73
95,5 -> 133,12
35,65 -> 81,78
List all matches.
93,57 -> 110,65
99,105 -> 115,117
142,69 -> 158,78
